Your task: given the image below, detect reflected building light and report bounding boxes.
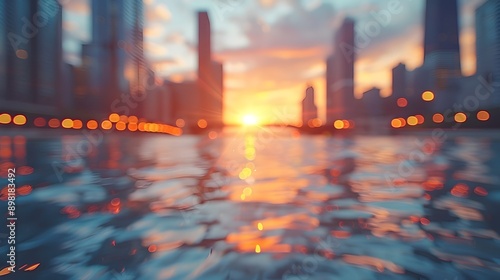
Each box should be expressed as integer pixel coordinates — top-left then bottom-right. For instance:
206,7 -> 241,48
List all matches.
0,114 -> 12,124
87,120 -> 98,130
257,222 -> 263,231
13,115 -> 27,126
477,111 -> 490,121
0,137 -> 12,159
433,113 -> 444,123
454,112 -> 467,123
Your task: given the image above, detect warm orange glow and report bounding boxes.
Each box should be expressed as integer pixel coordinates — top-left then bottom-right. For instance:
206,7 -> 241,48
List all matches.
109,113 -> 120,123
257,222 -> 263,231
0,113 -> 11,124
16,49 -> 28,59
138,122 -> 146,131
116,121 -> 126,131
415,114 -> 424,124
474,186 -> 488,196
454,112 -> 467,123
407,116 -> 418,126
242,114 -> 258,126
477,110 -> 490,121
128,123 -> 138,131
176,119 -> 185,128
13,115 -> 27,125
391,118 -> 402,128
72,119 -> 83,129
87,120 -> 98,130
48,118 -> 60,128
255,244 -> 261,253
34,117 -> 46,127
398,118 -> 406,127
334,120 -> 344,129
198,119 -> 208,128
432,113 -> 444,123
101,120 -> 112,130
148,245 -> 157,253
311,118 -> 322,127
128,116 -> 138,123
119,115 -> 128,123
61,118 -> 73,129
342,120 -> 350,129
397,98 -> 408,108
422,91 -> 434,101
208,131 -> 218,139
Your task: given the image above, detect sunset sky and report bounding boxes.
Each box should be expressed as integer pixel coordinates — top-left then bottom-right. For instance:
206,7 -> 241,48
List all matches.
61,0 -> 485,125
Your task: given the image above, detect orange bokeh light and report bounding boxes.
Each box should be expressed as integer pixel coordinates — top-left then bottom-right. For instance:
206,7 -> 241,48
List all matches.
101,120 -> 112,130
432,113 -> 444,123
87,120 -> 98,130
454,112 -> 467,123
477,110 -> 490,121
109,113 -> 120,123
13,115 -> 27,125
197,119 -> 208,129
48,118 -> 60,128
397,98 -> 408,108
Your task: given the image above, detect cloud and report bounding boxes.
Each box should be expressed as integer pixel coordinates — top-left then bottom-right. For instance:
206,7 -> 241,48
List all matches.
145,3 -> 172,22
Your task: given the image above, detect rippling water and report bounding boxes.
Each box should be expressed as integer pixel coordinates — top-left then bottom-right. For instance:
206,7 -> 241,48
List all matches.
1,128 -> 500,279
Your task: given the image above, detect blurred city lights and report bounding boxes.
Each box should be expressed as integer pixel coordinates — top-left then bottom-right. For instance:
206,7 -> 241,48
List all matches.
0,114 -> 12,124
13,115 -> 27,126
477,110 -> 490,121
407,116 -> 418,126
101,120 -> 112,130
108,113 -> 120,123
48,118 -> 60,128
454,112 -> 467,123
397,98 -> 408,108
61,118 -> 73,129
422,91 -> 435,101
87,120 -> 98,130
433,113 -> 444,123
197,119 -> 208,128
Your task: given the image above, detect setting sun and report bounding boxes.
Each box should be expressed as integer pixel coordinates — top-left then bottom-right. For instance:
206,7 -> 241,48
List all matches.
242,114 -> 258,126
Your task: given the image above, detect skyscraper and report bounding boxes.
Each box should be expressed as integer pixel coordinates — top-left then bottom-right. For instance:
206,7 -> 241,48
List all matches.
423,0 -> 461,88
302,85 -> 318,126
0,0 -> 62,110
197,11 -> 223,127
476,0 -> 500,85
326,17 -> 355,125
88,0 -> 145,115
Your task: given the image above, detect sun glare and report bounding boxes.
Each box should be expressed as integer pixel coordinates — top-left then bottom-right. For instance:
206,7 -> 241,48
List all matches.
242,114 -> 258,126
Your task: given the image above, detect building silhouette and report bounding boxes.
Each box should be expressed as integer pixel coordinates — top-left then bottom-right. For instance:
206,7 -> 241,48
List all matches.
0,0 -> 63,114
476,0 -> 500,107
197,11 -> 223,127
326,17 -> 355,125
301,85 -> 318,126
85,0 -> 145,116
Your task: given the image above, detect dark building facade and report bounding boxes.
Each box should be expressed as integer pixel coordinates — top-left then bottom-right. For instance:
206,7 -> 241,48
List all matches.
326,17 -> 356,125
301,85 -> 318,126
0,0 -> 62,113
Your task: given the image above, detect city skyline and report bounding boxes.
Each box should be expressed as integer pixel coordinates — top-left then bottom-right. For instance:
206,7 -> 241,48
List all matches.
59,0 -> 485,125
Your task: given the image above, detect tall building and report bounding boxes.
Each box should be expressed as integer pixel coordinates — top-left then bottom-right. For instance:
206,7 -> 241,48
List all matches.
0,0 -> 62,111
362,87 -> 383,118
302,85 -> 318,126
87,0 -> 145,116
476,0 -> 500,84
197,11 -> 224,127
326,17 -> 356,125
423,0 -> 461,88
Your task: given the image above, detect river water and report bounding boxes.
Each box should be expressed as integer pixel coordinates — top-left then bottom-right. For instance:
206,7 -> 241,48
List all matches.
1,127 -> 500,279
